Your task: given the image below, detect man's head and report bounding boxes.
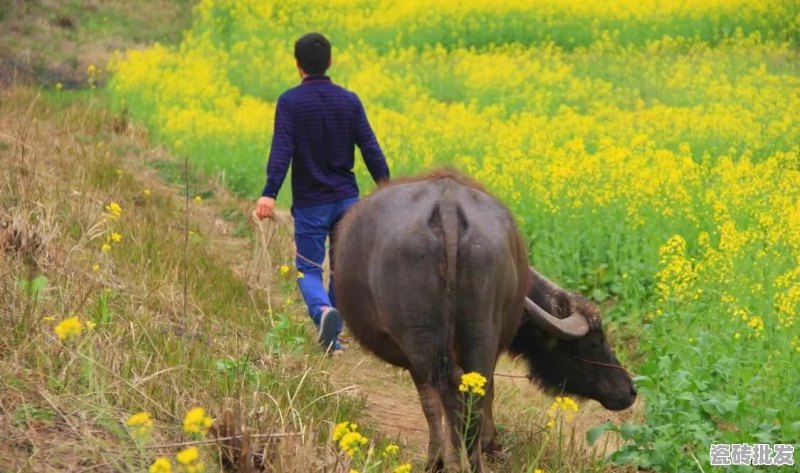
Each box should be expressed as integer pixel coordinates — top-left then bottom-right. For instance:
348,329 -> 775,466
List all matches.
295,33 -> 331,76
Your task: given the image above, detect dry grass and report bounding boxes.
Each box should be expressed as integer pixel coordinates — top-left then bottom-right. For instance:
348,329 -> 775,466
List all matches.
0,86 -> 368,472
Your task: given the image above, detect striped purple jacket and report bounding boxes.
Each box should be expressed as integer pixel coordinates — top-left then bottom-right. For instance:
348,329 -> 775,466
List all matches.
261,75 -> 390,208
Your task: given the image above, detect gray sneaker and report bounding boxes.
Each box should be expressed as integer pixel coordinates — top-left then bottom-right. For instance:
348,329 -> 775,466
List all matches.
318,307 -> 341,354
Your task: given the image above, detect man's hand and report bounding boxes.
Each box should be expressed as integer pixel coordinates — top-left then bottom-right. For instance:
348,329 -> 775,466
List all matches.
256,196 -> 276,219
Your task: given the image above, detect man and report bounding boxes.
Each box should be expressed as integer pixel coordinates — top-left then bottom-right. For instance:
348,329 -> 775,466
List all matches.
255,32 -> 390,354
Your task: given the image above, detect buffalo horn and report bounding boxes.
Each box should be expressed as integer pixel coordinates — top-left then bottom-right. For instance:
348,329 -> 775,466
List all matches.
523,297 -> 590,340
529,266 -> 565,295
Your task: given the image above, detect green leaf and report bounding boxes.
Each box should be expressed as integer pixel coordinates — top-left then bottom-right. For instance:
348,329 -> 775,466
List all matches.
29,275 -> 48,295
619,422 -> 640,440
631,375 -> 652,388
591,288 -> 609,302
719,398 -> 740,414
96,291 -> 112,324
586,421 -> 615,446
17,278 -> 29,292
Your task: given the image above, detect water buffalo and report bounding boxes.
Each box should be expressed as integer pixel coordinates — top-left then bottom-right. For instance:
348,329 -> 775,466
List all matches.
334,170 -> 636,472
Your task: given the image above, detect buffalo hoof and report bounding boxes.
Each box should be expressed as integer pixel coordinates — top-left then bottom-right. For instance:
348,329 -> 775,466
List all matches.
425,457 -> 445,472
482,437 -> 502,456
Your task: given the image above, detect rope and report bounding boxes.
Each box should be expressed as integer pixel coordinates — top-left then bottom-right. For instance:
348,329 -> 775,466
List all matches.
570,355 -> 632,376
494,372 -> 531,380
248,211 -> 330,317
249,211 -> 280,316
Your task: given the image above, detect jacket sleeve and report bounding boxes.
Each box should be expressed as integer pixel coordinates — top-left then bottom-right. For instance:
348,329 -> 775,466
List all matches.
353,95 -> 390,183
261,95 -> 294,198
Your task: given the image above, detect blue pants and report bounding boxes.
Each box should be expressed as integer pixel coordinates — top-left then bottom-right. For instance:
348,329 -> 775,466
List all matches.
292,197 -> 359,331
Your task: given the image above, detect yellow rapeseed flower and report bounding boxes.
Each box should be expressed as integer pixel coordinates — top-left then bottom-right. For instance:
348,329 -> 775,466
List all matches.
279,264 -> 289,275
55,316 -> 82,341
143,189 -> 152,197
149,457 -> 173,473
110,232 -> 123,243
333,421 -> 359,442
175,446 -> 204,473
393,464 -> 411,473
182,407 -> 213,436
105,202 -> 122,221
546,396 -> 580,424
458,371 -> 487,396
127,411 -> 154,438
339,430 -> 368,457
175,446 -> 198,464
383,443 -> 400,457
194,195 -> 202,203
747,315 -> 764,331
101,243 -> 111,253
93,263 -> 101,272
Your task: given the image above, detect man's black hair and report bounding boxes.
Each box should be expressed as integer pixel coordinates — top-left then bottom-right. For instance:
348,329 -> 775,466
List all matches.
294,33 -> 331,76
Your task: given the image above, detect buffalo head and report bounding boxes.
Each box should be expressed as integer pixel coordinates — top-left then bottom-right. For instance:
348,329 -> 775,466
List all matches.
509,267 -> 637,411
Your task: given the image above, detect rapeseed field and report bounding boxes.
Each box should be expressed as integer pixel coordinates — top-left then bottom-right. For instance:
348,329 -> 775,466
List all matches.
109,1 -> 800,470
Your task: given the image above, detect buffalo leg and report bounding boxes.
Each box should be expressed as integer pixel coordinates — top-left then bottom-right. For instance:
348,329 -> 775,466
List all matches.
415,382 -> 445,472
480,381 -> 501,455
435,361 -> 488,473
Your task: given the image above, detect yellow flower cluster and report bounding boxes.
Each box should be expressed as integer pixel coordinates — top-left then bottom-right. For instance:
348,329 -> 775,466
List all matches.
655,235 -> 697,304
149,457 -> 173,473
105,202 -> 122,221
339,430 -> 368,458
546,396 -> 580,428
176,446 -> 204,473
458,371 -> 487,396
183,407 -> 213,436
393,464 -> 411,473
55,316 -> 83,341
127,411 -> 154,438
141,409 -> 212,473
747,316 -> 765,337
383,443 -> 400,457
333,421 -> 358,442
332,421 -> 371,458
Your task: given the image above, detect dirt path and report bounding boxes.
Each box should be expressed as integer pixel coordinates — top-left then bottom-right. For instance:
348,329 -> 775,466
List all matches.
331,345 -> 642,463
